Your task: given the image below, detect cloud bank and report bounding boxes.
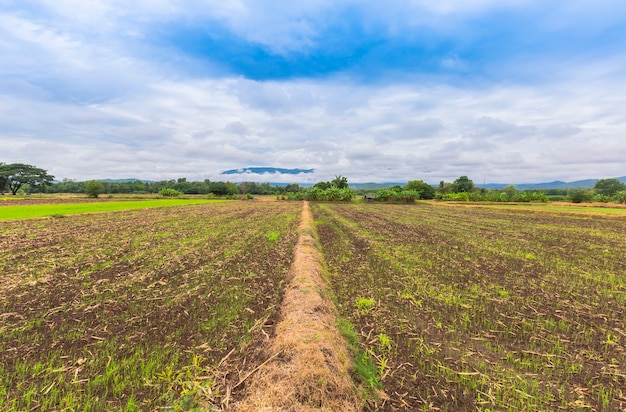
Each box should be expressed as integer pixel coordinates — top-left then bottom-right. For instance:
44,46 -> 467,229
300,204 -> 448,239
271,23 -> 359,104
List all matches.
1,1 -> 625,184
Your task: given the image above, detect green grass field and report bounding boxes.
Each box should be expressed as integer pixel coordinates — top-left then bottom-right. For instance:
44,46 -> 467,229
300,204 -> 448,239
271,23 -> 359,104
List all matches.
0,199 -> 225,221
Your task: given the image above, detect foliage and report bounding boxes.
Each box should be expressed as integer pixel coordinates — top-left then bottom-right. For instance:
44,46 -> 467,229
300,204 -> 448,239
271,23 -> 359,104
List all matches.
355,297 -> 375,314
313,181 -> 331,190
594,178 -> 626,196
0,163 -> 54,195
404,180 -> 436,199
0,162 -> 6,193
568,189 -> 594,203
312,175 -> 350,192
374,188 -> 421,203
159,188 -> 183,197
438,191 -> 481,202
305,187 -> 354,201
331,175 -> 349,189
84,180 -> 105,198
451,175 -> 475,193
48,179 -> 250,196
336,318 -> 382,397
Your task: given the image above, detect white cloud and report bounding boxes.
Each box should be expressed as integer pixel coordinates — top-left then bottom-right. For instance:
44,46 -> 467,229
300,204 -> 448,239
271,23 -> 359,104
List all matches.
1,1 -> 625,184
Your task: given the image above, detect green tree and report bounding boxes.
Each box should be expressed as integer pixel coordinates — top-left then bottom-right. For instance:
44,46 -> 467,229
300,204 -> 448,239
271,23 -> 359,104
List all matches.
594,178 -> 626,196
404,180 -> 436,199
313,181 -> 331,190
0,162 -> 6,194
85,180 -> 105,198
0,163 -> 55,195
452,176 -> 475,193
283,183 -> 302,193
331,175 -> 349,189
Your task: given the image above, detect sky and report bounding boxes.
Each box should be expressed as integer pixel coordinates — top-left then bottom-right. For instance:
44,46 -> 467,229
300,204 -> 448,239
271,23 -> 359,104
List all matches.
1,0 -> 626,184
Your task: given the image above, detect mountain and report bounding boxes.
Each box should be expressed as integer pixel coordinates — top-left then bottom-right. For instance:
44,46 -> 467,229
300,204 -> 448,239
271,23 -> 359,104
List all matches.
100,178 -> 152,183
479,176 -> 626,190
348,182 -> 406,190
221,167 -> 314,175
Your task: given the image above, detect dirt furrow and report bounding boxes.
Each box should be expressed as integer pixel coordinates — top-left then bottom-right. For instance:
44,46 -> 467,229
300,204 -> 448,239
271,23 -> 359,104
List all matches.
233,201 -> 360,411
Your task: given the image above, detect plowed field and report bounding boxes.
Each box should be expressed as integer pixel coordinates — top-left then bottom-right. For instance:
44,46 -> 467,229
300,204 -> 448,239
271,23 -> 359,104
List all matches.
312,202 -> 626,411
0,201 -> 300,410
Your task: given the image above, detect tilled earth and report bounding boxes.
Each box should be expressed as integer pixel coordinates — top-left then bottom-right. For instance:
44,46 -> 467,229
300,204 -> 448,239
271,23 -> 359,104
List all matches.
0,201 -> 301,410
313,202 -> 626,411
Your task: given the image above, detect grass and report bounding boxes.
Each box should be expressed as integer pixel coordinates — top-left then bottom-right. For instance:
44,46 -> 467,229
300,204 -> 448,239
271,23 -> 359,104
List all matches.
0,199 -> 225,220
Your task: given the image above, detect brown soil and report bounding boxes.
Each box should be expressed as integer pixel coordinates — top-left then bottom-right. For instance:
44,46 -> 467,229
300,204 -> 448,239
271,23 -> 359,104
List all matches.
232,201 -> 361,411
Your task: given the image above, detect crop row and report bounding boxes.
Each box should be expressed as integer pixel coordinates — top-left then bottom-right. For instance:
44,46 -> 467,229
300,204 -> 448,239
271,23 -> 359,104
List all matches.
312,202 -> 626,411
0,201 -> 300,410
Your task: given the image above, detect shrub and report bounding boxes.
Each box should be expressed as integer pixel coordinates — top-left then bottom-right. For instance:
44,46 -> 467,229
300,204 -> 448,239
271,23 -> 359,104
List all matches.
159,188 -> 182,197
374,189 -> 420,203
568,189 -> 593,203
304,187 -> 354,201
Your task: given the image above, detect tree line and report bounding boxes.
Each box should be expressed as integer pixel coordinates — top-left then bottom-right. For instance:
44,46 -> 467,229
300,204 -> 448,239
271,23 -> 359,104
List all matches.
2,163 -> 625,204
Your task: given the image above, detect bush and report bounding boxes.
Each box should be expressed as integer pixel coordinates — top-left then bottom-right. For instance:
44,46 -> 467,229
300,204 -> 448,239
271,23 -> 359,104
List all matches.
304,187 -> 354,201
568,189 -> 593,203
374,189 -> 420,203
404,180 -> 435,199
159,188 -> 182,197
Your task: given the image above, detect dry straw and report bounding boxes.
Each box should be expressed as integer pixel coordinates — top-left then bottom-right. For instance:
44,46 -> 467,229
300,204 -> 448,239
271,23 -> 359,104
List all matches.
233,201 -> 361,411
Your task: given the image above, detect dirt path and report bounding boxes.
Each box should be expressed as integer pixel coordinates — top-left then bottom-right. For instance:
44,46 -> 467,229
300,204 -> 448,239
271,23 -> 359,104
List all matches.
233,201 -> 360,411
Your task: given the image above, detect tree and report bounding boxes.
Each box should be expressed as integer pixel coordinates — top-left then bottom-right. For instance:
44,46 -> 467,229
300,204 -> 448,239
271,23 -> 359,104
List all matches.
404,180 -> 436,199
452,176 -> 475,193
0,162 -> 6,194
594,178 -> 626,197
85,180 -> 105,198
313,181 -> 331,190
283,183 -> 302,193
331,175 -> 349,189
0,163 -> 55,195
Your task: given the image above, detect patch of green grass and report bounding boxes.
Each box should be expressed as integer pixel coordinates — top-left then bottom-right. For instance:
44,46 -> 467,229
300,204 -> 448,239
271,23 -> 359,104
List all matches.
336,318 -> 382,395
0,199 -> 225,221
355,297 -> 375,314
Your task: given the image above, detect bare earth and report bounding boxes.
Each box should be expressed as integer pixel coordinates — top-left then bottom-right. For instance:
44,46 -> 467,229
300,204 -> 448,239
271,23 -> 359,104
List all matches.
233,201 -> 361,411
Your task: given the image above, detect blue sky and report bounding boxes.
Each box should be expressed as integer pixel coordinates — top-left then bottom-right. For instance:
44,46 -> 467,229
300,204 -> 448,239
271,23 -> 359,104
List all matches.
1,1 -> 626,184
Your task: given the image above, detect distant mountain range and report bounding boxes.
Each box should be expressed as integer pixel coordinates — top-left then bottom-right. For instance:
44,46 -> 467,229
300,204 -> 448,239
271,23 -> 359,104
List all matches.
221,167 -> 314,175
477,176 -> 626,190
85,174 -> 625,190
100,178 -> 152,183
351,176 -> 626,191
